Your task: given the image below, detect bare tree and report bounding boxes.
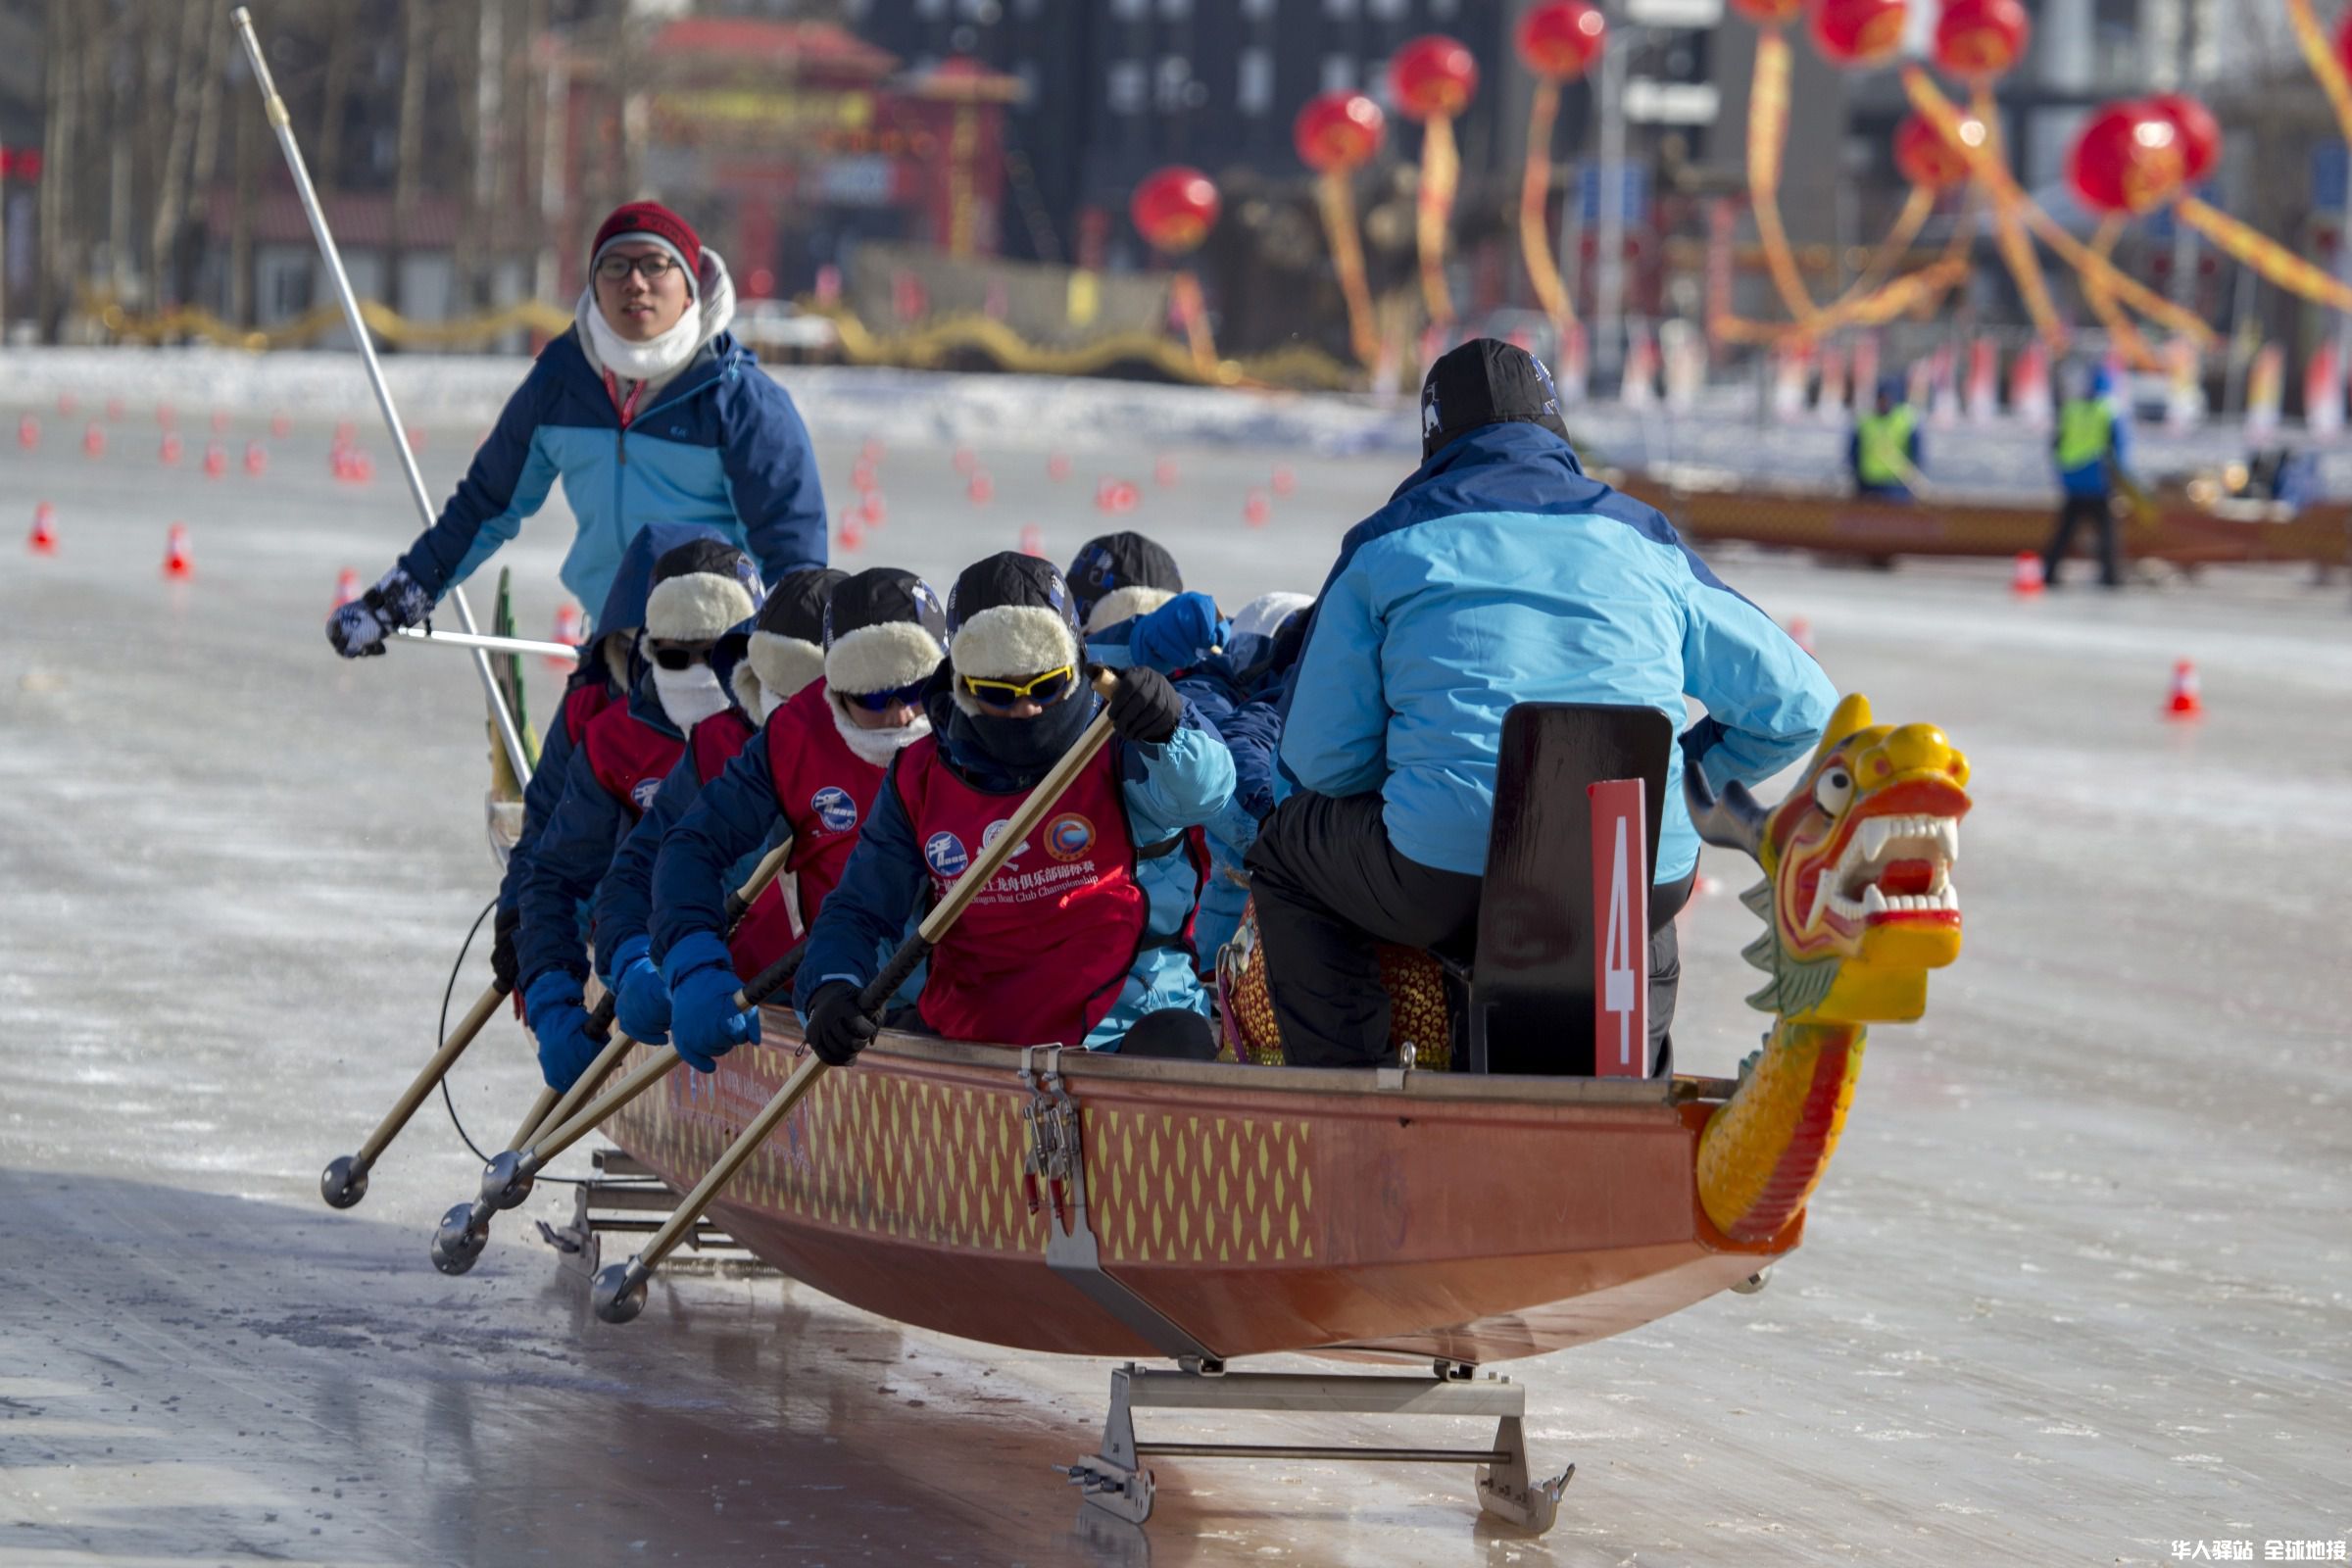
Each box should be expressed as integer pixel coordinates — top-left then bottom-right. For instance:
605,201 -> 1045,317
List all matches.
150,0 -> 223,310
37,1 -> 86,336
390,0 -> 431,317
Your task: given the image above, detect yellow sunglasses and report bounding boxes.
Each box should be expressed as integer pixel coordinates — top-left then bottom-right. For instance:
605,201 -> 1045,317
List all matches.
958,664 -> 1078,707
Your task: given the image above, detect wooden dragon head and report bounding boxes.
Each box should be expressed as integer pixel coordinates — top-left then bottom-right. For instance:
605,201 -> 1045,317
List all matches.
1688,694 -> 1970,1025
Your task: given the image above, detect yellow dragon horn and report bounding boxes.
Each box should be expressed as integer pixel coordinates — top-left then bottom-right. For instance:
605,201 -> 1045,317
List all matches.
1810,693 -> 1875,765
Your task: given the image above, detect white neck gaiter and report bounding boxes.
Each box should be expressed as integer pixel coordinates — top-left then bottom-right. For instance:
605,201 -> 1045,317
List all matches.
653,665 -> 732,734
830,693 -> 932,766
577,248 -> 738,387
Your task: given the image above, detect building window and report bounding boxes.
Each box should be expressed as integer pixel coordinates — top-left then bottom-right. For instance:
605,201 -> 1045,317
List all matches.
1238,47 -> 1273,116
1430,0 -> 1457,17
1320,54 -> 1356,92
1368,0 -> 1405,17
1155,55 -> 1191,112
1110,0 -> 1145,18
1107,60 -> 1147,114
1324,0 -> 1356,18
915,0 -> 946,17
1241,0 -> 1273,17
1158,0 -> 1192,16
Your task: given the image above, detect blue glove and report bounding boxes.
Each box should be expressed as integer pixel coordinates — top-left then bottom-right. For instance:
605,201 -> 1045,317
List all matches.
1128,592 -> 1228,674
664,932 -> 758,1073
523,971 -> 601,1092
608,936 -> 671,1045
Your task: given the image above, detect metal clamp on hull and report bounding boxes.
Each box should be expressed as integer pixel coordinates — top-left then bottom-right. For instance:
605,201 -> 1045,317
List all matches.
1061,1361 -> 1572,1533
1018,1046 -> 1223,1363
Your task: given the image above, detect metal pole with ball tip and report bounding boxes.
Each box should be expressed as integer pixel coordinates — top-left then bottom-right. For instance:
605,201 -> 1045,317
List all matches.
230,6 -> 534,789
592,671 -> 1124,1323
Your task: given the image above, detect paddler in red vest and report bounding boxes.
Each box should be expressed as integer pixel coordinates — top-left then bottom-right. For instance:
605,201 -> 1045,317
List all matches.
638,566 -> 950,1069
515,530 -> 763,1091
785,552 -> 1237,1067
589,566 -> 849,1050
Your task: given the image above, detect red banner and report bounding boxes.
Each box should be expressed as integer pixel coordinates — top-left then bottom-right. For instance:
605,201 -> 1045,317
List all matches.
1589,778 -> 1649,1078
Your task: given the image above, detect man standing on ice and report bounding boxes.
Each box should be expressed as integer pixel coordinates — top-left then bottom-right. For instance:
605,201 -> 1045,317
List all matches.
325,201 -> 826,657
1250,338 -> 1837,1071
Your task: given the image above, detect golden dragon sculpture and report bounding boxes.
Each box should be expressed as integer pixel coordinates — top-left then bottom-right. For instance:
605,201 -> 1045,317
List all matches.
1686,694 -> 1971,1244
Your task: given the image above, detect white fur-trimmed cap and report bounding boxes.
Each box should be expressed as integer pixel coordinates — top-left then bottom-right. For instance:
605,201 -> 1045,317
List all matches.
1082,583 -> 1178,635
823,567 -> 949,693
646,538 -> 760,643
945,553 -> 1081,682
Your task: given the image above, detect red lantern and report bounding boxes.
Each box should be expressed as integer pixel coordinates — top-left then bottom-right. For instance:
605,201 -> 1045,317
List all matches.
1293,90 -> 1386,174
2068,101 -> 2186,217
1130,166 -> 1221,255
1933,0 -> 2030,80
1517,1 -> 1607,82
1729,0 -> 1806,23
1388,34 -> 1479,122
1809,0 -> 1909,68
2146,93 -> 2221,185
1893,111 -> 1978,191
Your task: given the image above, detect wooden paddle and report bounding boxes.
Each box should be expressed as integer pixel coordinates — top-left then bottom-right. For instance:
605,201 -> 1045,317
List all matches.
590,671 -> 1124,1323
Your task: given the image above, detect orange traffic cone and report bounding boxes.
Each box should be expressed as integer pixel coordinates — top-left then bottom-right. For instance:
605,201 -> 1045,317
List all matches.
2010,552 -> 2045,598
162,522 -> 194,579
1786,616 -> 1816,656
547,603 -> 583,670
201,443 -> 227,478
27,503 -> 57,555
1243,489 -> 1271,528
332,568 -> 362,612
18,415 -> 38,450
1019,523 -> 1046,558
1046,453 -> 1073,482
838,513 -> 865,554
2164,660 -> 2203,720
851,459 -> 878,495
82,422 -> 105,459
159,432 -> 183,466
859,491 -> 886,527
244,440 -> 269,476
966,471 -> 994,505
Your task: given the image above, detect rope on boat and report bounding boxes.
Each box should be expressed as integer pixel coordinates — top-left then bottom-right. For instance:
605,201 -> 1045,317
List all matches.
437,897 -> 590,1186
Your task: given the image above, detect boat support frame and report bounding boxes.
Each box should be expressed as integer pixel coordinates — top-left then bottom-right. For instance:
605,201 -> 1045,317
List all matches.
1017,1046 -> 1569,1534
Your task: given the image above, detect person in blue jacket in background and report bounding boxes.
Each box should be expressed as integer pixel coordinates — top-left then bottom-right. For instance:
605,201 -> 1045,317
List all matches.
325,201 -> 825,658
1251,338 -> 1838,1071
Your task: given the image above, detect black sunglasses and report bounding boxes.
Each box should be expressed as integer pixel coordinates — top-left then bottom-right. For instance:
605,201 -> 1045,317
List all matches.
648,640 -> 716,671
846,680 -> 930,713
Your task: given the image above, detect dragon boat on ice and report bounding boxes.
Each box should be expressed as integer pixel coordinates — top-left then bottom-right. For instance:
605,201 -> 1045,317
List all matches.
555,693 -> 1972,1532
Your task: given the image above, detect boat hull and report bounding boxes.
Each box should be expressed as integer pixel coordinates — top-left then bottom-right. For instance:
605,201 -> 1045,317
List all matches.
604,1016 -> 1794,1365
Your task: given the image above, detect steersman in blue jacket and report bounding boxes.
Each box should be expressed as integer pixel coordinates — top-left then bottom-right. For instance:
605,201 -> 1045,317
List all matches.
325,201 -> 826,659
1250,338 -> 1838,1070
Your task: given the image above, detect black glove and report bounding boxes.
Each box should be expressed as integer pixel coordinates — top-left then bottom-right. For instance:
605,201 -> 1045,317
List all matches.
490,904 -> 520,994
1104,665 -> 1182,746
326,565 -> 432,658
804,981 -> 879,1067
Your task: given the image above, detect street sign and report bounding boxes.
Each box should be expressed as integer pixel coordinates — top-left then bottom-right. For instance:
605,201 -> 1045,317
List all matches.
1626,0 -> 1724,24
1625,78 -> 1720,125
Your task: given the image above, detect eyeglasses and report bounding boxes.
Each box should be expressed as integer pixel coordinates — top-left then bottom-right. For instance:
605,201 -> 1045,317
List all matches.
596,254 -> 678,283
648,639 -> 716,671
846,680 -> 930,712
959,665 -> 1077,709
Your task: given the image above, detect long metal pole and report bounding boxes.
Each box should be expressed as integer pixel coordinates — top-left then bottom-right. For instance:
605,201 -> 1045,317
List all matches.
231,7 -> 534,788
1593,21 -> 1630,383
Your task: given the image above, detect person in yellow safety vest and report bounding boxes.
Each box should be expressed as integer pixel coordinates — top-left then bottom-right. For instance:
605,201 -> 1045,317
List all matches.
2041,362 -> 2132,589
1848,376 -> 1922,500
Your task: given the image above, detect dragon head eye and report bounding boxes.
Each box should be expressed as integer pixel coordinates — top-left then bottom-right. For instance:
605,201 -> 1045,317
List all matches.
1813,767 -> 1854,815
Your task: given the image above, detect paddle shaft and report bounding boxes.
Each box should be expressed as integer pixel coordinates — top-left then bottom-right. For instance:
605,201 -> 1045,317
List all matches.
620,675 -> 1124,1288
393,626 -> 583,662
230,7 -> 532,789
511,837 -> 796,1150
352,981 -> 508,1169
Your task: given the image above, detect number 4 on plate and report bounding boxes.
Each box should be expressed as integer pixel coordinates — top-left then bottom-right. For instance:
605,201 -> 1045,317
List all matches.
1589,779 -> 1649,1078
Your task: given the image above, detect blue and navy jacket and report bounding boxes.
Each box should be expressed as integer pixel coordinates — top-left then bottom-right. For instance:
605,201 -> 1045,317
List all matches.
494,670 -> 612,920
1280,422 -> 1837,886
395,328 -> 827,617
1173,632 -> 1298,962
2057,371 -> 2134,499
791,685 -> 1235,1049
591,738 -> 775,986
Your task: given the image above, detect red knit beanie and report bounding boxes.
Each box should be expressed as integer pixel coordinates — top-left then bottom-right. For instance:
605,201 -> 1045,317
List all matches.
591,201 -> 702,298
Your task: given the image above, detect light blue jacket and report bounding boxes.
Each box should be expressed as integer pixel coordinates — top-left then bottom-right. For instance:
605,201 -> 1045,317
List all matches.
1281,422 -> 1837,885
395,328 -> 827,616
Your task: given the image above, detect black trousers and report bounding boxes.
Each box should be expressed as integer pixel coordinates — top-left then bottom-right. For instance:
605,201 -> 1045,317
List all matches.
2042,493 -> 2122,587
1247,791 -> 1682,1071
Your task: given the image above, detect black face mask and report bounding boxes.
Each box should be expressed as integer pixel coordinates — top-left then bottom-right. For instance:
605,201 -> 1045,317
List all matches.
963,689 -> 1092,784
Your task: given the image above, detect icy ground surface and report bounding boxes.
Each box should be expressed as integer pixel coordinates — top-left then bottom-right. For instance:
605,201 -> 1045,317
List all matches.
0,344 -> 2326,498
2,369 -> 2349,1566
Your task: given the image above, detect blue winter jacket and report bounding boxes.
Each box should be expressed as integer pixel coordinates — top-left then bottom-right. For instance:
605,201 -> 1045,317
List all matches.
1175,632 -> 1298,961
1280,422 -> 1837,886
791,688 -> 1235,1049
394,327 -> 827,617
591,742 -> 775,986
2057,378 -> 2134,500
494,668 -> 603,919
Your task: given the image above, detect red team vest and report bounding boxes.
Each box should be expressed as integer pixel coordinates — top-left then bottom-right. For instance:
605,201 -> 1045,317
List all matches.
560,678 -> 613,748
892,733 -> 1147,1048
764,680 -> 889,941
583,698 -> 687,820
681,708 -> 795,979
